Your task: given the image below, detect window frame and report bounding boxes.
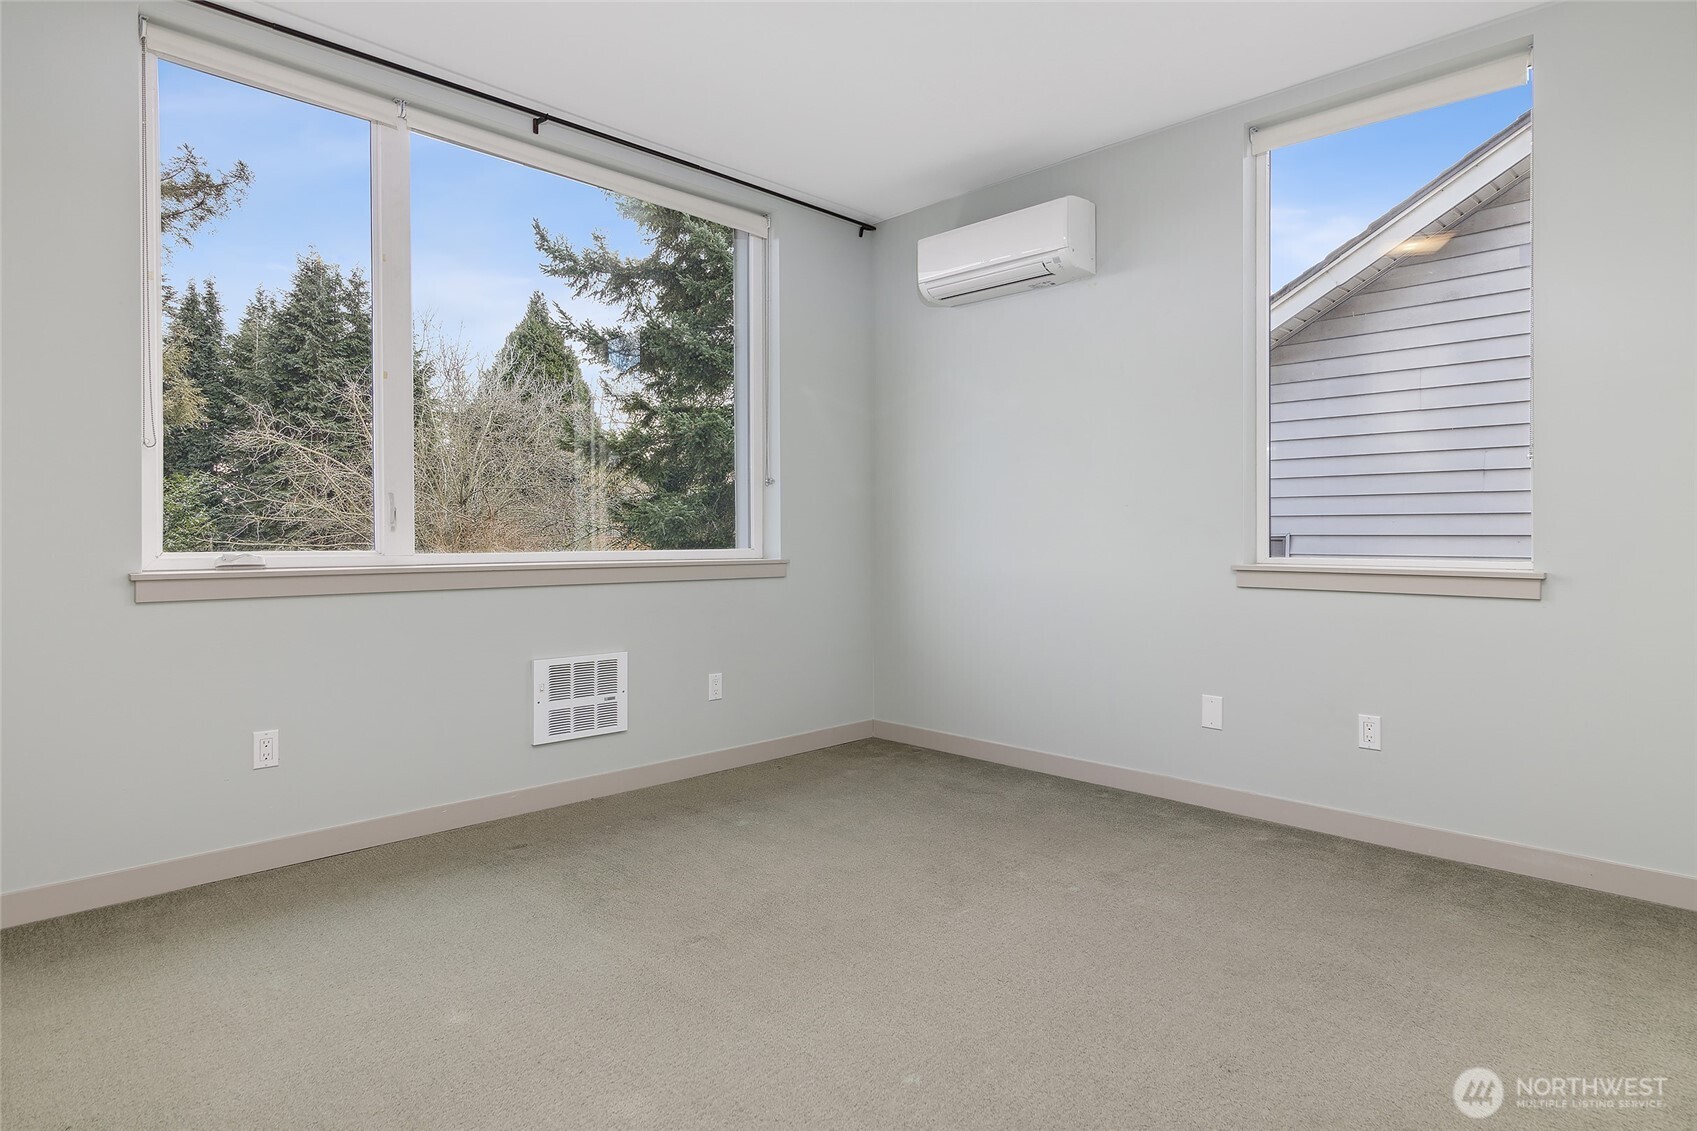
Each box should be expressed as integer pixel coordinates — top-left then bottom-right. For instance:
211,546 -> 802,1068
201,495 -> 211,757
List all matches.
138,27 -> 776,583
1242,48 -> 1546,597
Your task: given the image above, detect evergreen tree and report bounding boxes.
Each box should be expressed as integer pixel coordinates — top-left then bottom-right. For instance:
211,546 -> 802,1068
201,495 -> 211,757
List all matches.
492,291 -> 598,451
162,469 -> 220,552
228,289 -> 277,384
533,199 -> 737,550
161,280 -> 229,472
493,292 -> 583,390
249,254 -> 371,435
157,141 -> 252,551
160,280 -> 234,552
221,254 -> 374,548
160,143 -> 253,255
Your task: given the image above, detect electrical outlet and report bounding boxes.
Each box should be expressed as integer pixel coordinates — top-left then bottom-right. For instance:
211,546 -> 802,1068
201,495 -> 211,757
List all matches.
253,729 -> 280,769
707,673 -> 723,701
1201,694 -> 1223,730
1358,714 -> 1381,751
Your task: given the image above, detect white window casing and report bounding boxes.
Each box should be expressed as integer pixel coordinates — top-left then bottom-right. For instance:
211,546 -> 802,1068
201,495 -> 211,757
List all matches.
1242,48 -> 1542,599
135,26 -> 780,599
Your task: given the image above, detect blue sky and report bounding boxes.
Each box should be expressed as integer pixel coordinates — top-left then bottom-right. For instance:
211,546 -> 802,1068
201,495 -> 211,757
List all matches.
161,57 -> 1529,345
1270,81 -> 1532,288
159,60 -> 645,367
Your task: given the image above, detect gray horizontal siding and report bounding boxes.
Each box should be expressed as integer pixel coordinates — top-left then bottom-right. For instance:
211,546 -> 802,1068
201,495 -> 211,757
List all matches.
1271,356 -> 1530,403
1272,422 -> 1529,461
1325,266 -> 1529,317
1360,243 -> 1531,291
1271,177 -> 1532,562
1276,491 -> 1530,516
1283,535 -> 1531,559
1272,311 -> 1529,365
1451,192 -> 1530,233
1278,512 -> 1530,535
1285,289 -> 1530,345
1272,467 -> 1531,498
1272,378 -> 1531,422
1272,333 -> 1530,385
1274,401 -> 1531,442
1273,445 -> 1530,479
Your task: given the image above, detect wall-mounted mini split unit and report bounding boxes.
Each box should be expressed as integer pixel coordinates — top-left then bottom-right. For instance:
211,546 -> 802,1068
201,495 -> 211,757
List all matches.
533,652 -> 627,745
917,195 -> 1096,307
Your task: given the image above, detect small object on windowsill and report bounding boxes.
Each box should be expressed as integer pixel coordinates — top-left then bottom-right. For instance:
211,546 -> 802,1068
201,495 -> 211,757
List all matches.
214,554 -> 266,569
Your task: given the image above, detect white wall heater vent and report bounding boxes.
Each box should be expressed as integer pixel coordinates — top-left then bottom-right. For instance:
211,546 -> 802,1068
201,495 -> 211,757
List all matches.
532,652 -> 628,745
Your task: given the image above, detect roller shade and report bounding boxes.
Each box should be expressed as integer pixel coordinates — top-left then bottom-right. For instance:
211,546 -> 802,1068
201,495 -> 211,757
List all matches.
1250,50 -> 1531,155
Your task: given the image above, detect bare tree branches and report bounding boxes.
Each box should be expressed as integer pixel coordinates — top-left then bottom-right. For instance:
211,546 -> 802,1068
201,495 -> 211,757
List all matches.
225,326 -> 632,553
225,381 -> 375,551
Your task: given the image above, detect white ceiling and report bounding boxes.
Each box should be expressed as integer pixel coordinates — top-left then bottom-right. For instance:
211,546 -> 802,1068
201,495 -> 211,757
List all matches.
256,1 -> 1537,223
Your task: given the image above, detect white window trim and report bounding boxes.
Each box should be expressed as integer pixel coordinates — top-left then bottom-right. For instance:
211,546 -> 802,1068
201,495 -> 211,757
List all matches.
1241,49 -> 1542,600
137,27 -> 779,600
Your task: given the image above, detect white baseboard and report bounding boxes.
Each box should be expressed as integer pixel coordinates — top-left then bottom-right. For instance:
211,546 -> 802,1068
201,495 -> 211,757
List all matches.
0,721 -> 875,928
9,718 -> 1690,927
872,721 -> 1697,912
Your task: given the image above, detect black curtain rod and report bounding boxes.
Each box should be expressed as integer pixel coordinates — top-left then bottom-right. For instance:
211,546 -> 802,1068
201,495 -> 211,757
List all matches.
185,0 -> 877,235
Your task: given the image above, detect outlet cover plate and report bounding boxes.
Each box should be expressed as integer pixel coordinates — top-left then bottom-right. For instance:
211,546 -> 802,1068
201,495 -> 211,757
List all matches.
1201,695 -> 1223,730
253,729 -> 280,769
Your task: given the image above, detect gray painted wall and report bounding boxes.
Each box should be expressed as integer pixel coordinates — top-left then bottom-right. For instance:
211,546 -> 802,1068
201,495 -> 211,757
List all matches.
4,2 -> 1693,897
0,2 -> 875,893
1271,171 -> 1534,561
872,3 -> 1697,877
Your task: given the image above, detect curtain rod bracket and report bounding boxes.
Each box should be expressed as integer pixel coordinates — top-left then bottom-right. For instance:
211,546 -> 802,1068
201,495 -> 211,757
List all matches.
532,115 -> 548,135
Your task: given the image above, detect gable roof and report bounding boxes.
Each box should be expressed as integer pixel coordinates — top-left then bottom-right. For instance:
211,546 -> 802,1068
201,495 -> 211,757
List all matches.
1272,111 -> 1531,344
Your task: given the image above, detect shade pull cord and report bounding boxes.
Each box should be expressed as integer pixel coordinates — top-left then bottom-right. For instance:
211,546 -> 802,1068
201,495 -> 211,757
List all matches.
139,16 -> 159,450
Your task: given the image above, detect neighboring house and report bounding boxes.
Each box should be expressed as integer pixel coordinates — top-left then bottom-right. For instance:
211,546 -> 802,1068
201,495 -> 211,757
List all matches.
1270,111 -> 1532,561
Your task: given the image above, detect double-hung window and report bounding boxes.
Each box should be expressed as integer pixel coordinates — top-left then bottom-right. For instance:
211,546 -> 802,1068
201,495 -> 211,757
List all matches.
1242,51 -> 1542,599
138,27 -> 773,598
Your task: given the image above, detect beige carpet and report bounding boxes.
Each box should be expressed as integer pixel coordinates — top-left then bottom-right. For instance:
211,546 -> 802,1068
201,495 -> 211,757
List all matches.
3,739 -> 1693,1129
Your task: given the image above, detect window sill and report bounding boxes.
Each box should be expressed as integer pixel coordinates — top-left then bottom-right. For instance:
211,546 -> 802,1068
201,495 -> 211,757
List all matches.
131,558 -> 789,603
1233,563 -> 1543,600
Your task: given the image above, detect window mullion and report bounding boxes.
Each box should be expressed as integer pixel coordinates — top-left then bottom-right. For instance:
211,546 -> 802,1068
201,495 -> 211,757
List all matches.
371,115 -> 414,558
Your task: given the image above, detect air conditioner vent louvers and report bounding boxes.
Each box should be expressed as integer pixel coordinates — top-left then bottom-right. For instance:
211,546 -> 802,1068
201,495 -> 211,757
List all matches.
930,261 -> 1058,302
533,652 -> 628,745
